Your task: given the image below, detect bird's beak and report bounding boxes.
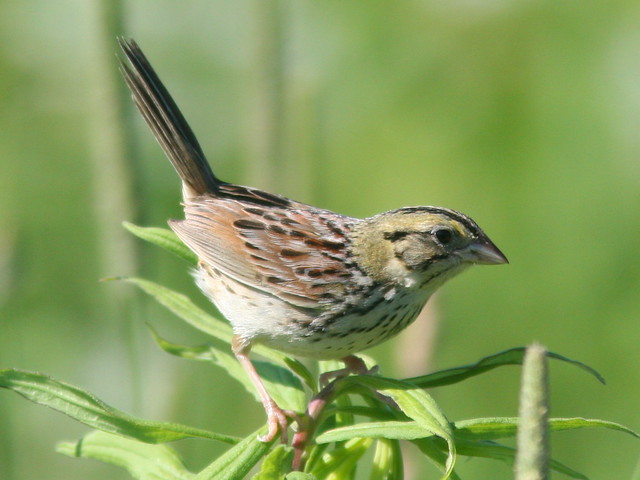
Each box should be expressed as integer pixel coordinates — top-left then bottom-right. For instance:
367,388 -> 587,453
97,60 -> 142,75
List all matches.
461,238 -> 509,265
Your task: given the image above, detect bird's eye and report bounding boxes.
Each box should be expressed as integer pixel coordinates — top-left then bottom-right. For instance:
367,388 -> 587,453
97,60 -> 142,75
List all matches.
434,228 -> 454,245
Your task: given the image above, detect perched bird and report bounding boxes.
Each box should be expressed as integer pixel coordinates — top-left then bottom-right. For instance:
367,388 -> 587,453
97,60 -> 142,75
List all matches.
118,38 -> 508,444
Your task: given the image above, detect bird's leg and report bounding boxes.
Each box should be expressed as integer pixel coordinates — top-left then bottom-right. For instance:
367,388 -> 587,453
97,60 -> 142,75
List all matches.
292,355 -> 380,470
291,378 -> 336,470
232,335 -> 291,443
319,354 -> 379,387
291,355 -> 380,469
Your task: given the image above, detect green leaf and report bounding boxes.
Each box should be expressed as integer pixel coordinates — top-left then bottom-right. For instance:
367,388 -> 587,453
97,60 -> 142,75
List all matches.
413,415 -> 638,479
547,417 -> 639,438
0,369 -> 237,445
333,386 -> 355,430
124,277 -> 288,365
414,437 -> 587,480
194,428 -> 274,480
317,421 -> 432,443
308,437 -> 373,480
130,278 -> 309,412
251,444 -> 293,479
404,347 -> 605,388
344,376 -> 451,432
342,375 -> 456,479
284,357 -> 316,393
150,329 -> 215,361
150,328 -> 307,413
453,417 -> 640,441
124,277 -> 233,343
301,443 -> 330,477
451,439 -> 589,480
124,222 -> 198,265
411,438 -> 462,480
254,360 -> 307,413
285,473 -> 316,480
326,405 -> 396,422
370,438 -> 403,480
57,430 -> 194,480
124,228 -> 315,386
452,417 -> 521,440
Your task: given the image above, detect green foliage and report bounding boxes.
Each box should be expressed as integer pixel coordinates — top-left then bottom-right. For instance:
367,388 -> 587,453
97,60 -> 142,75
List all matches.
1,225 -> 637,479
0,369 -> 237,445
57,431 -> 194,480
123,222 -> 199,266
193,427 -> 274,480
404,347 -> 605,388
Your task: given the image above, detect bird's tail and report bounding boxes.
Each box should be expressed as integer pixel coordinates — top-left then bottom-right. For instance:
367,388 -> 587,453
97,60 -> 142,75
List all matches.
118,38 -> 221,199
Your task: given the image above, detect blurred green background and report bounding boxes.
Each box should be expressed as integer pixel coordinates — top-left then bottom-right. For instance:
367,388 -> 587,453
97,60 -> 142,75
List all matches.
1,1 -> 639,478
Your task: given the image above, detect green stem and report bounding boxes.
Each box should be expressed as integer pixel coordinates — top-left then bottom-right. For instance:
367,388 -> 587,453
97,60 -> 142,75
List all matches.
88,0 -> 142,412
248,0 -> 287,192
515,343 -> 550,480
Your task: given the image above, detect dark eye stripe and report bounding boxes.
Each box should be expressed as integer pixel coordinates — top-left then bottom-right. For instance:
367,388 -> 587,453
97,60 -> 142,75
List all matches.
383,231 -> 409,242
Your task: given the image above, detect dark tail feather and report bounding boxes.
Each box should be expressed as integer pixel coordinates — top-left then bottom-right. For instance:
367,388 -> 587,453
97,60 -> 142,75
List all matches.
118,38 -> 221,197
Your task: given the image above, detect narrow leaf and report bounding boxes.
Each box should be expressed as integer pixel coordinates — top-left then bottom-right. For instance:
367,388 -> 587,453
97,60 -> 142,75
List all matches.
449,439 -> 589,480
251,444 -> 293,479
254,360 -> 307,413
317,421 -> 431,443
370,438 -> 403,480
0,369 -> 237,445
308,437 -> 372,480
546,417 -> 639,438
453,417 -> 639,441
124,229 -> 315,384
405,347 -> 604,388
124,277 -> 289,365
343,376 -> 456,479
284,357 -> 316,393
150,329 -> 306,413
346,376 -> 450,434
150,329 -> 214,361
327,405 -> 396,422
124,222 -> 198,265
57,430 -> 194,480
301,443 -> 330,477
124,277 -> 233,342
194,428 -> 274,480
285,473 -> 317,480
411,438 -> 462,480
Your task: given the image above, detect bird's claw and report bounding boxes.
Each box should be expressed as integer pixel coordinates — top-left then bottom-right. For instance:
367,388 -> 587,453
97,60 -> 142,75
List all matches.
319,355 -> 378,387
258,404 -> 301,444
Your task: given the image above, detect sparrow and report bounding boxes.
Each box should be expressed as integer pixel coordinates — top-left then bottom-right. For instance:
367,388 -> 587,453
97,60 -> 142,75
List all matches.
118,38 -> 508,444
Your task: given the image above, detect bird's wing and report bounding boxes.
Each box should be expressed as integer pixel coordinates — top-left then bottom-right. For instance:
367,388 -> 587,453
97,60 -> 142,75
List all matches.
170,189 -> 360,310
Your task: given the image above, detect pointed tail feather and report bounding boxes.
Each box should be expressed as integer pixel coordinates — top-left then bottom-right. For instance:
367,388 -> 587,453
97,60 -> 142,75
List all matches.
118,38 -> 221,198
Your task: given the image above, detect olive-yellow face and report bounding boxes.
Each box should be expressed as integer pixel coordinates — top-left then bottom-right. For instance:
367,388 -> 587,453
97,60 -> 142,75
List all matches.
351,207 -> 507,287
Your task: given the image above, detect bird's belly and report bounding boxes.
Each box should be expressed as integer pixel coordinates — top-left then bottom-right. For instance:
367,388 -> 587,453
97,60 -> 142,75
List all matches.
194,265 -> 431,359
264,302 -> 425,359
264,291 -> 431,359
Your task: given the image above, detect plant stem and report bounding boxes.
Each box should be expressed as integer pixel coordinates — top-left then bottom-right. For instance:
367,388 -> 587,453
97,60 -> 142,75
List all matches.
515,343 -> 550,480
248,0 -> 287,192
88,0 -> 142,412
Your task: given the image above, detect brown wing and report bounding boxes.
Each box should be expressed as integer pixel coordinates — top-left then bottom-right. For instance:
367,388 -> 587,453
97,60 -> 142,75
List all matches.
170,188 -> 360,311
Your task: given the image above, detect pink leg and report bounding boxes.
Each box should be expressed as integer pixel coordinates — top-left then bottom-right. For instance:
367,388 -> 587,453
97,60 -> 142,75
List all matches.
292,355 -> 380,470
232,335 -> 290,443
